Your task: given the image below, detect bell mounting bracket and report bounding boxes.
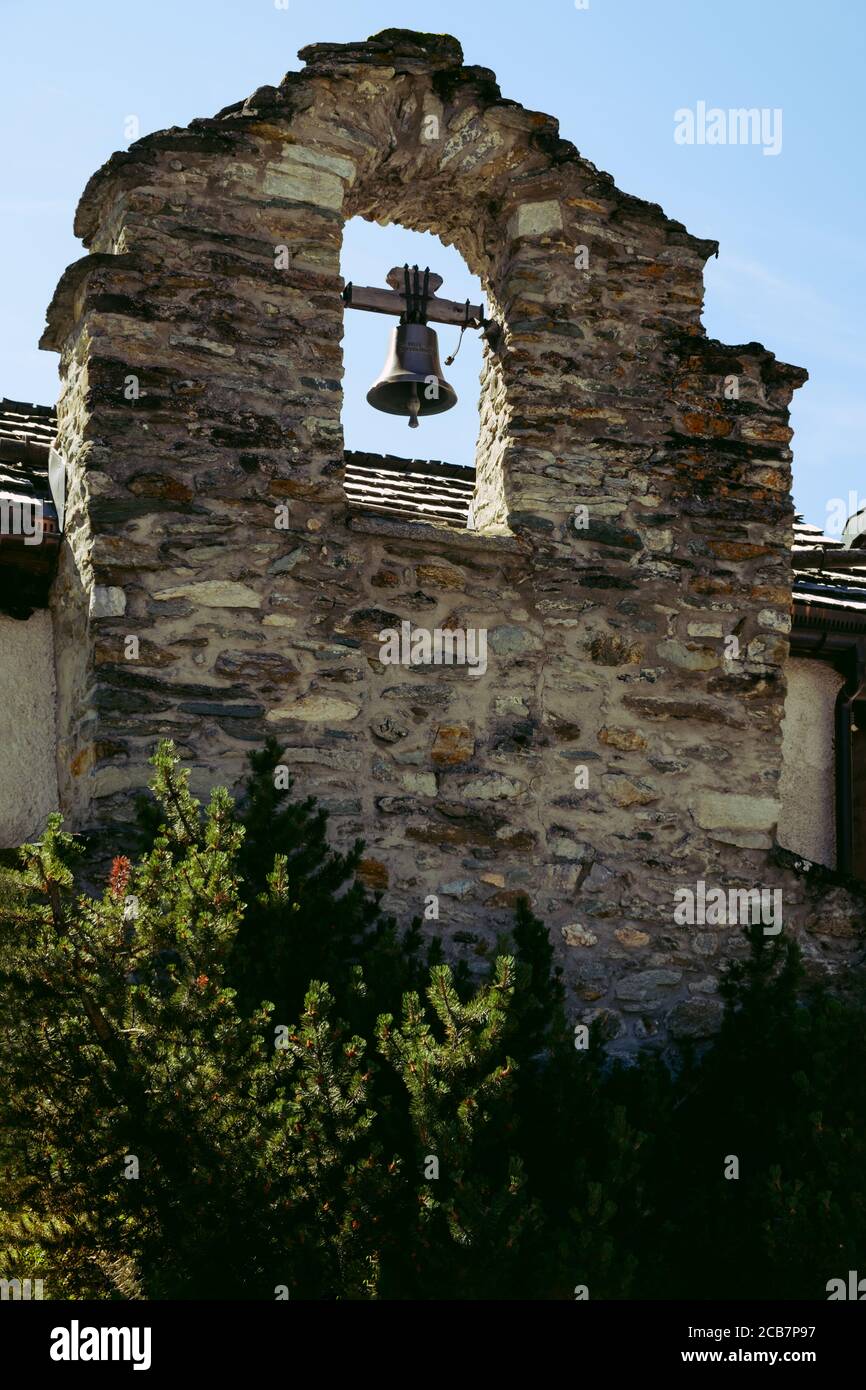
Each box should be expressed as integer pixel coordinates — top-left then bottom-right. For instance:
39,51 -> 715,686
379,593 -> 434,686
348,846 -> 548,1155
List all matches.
342,264 -> 499,343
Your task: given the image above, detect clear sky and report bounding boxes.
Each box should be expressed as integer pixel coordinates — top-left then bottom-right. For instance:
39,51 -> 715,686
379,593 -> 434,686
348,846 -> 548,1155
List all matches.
2,0 -> 863,530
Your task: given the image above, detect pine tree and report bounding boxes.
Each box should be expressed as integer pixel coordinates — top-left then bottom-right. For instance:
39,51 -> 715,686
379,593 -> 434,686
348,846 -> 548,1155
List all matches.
270,980 -> 403,1300
645,924 -> 866,1300
4,743 -> 866,1301
221,737 -> 427,1033
378,957 -> 543,1298
502,901 -> 651,1299
0,745 -> 389,1297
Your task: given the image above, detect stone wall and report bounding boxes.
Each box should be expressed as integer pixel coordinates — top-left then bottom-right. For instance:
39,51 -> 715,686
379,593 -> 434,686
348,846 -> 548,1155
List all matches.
40,29 -> 864,1047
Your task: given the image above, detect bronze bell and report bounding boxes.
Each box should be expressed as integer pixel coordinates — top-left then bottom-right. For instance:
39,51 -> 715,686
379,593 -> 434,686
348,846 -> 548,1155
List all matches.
366,322 -> 458,428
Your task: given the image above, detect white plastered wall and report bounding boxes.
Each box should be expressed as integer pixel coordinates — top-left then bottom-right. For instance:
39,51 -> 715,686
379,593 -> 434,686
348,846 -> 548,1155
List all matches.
778,656 -> 841,868
0,610 -> 60,846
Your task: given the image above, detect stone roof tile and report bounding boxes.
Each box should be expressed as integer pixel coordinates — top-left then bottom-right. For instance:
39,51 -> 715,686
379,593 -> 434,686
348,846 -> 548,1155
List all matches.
0,399 -> 61,618
3,397 -> 866,625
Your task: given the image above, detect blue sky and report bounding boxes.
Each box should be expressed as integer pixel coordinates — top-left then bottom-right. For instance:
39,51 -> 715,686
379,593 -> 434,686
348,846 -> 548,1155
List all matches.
1,0 -> 863,530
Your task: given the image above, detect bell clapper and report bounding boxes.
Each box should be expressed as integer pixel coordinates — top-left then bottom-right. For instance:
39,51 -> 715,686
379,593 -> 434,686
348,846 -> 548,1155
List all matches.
407,384 -> 420,428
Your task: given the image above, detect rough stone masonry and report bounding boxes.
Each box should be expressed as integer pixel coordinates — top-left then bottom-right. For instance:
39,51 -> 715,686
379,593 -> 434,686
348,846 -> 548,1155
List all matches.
40,29 -> 864,1049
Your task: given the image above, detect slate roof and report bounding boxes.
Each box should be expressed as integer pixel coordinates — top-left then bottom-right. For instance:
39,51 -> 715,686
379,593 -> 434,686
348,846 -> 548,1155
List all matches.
2,396 -> 864,631
0,398 -> 57,455
0,399 -> 61,618
792,518 -> 866,631
344,451 -> 475,528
